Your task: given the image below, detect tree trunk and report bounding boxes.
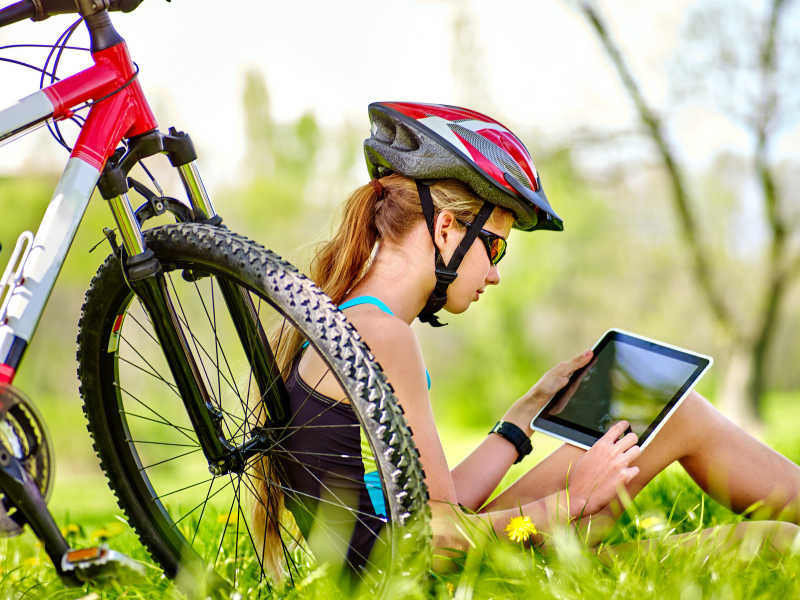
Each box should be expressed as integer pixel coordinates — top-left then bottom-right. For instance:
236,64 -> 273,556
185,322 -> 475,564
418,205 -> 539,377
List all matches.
720,346 -> 762,434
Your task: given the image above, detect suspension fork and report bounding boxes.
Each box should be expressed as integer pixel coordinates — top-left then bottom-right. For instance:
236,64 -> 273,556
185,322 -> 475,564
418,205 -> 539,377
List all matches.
167,134 -> 289,426
98,130 -> 288,470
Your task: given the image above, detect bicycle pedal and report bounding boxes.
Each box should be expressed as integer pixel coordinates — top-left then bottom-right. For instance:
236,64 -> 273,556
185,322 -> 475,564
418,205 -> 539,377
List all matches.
61,545 -> 144,580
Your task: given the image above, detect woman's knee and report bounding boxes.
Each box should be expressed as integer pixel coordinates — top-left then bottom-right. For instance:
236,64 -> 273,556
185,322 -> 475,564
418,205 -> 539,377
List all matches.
664,390 -> 722,448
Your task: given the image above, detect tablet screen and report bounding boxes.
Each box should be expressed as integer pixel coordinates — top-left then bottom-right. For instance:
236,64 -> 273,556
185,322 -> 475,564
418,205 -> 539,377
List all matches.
533,331 -> 711,447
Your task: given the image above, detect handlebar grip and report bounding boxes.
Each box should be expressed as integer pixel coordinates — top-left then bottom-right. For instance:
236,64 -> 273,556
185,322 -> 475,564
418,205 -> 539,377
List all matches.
0,1 -> 34,27
0,0 -> 146,27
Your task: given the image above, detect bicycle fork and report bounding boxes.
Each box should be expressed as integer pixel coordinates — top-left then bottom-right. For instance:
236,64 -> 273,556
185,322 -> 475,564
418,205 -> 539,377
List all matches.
98,129 -> 289,473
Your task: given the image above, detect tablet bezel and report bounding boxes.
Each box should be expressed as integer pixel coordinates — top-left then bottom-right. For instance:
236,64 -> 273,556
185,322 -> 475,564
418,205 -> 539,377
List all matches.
530,329 -> 713,451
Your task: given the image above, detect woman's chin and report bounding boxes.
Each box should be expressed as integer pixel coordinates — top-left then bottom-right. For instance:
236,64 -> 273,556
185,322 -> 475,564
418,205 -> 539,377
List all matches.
444,298 -> 473,315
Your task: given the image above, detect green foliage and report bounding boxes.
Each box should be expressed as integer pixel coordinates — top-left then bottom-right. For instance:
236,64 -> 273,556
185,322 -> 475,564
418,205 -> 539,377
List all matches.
1,68 -> 800,599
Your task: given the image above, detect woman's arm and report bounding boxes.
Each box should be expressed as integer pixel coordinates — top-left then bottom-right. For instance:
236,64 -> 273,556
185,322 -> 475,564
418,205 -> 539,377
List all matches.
436,420 -> 641,554
357,316 -> 460,503
450,351 -> 595,510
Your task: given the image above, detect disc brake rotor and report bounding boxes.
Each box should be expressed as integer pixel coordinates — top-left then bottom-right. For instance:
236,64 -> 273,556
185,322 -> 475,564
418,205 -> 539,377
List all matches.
0,384 -> 54,536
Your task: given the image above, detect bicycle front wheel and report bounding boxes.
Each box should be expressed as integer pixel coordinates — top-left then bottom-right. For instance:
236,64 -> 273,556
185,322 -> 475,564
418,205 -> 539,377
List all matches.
76,223 -> 430,595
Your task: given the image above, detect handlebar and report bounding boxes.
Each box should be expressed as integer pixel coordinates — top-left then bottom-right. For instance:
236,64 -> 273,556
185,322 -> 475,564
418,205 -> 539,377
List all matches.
0,0 -> 146,28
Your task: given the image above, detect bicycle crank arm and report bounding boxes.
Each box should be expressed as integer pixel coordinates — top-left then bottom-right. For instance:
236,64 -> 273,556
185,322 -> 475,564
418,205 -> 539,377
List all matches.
0,447 -> 71,579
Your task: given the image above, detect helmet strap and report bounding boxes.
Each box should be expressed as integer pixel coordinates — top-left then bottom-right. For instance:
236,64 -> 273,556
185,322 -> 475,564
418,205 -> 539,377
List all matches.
416,180 -> 494,327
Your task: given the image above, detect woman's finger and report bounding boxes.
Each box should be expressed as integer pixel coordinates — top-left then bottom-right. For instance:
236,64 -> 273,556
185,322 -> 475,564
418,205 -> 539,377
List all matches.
614,432 -> 639,453
599,420 -> 630,445
561,350 -> 593,375
572,349 -> 593,366
622,466 -> 640,482
622,444 -> 643,462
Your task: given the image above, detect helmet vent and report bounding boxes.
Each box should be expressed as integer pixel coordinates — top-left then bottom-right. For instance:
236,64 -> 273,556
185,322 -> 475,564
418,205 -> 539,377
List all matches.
392,123 -> 420,152
371,117 -> 395,144
448,123 -> 533,190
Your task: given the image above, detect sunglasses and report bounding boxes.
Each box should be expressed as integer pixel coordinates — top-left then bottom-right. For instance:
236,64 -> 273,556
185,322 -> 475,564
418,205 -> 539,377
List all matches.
456,218 -> 508,265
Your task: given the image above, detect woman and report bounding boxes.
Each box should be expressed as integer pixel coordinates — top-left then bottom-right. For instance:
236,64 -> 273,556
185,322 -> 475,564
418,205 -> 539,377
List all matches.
255,102 -> 800,575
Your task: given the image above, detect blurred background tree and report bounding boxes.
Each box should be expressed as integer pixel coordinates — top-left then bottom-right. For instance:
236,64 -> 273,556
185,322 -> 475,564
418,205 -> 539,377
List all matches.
1,1 -> 799,495
577,0 -> 800,427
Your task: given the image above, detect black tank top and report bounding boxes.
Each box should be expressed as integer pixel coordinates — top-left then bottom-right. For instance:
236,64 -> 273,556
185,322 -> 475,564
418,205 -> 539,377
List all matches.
279,355 -> 387,571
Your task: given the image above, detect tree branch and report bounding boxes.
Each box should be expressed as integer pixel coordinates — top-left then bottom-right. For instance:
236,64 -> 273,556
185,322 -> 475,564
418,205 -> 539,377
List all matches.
578,3 -> 736,336
755,0 -> 789,260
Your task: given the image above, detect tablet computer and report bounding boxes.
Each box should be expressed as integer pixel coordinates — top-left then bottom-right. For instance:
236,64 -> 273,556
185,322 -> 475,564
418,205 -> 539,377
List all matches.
530,329 -> 713,450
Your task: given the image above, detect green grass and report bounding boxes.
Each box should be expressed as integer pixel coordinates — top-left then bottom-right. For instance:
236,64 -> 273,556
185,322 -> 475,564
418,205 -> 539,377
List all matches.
1,393 -> 800,598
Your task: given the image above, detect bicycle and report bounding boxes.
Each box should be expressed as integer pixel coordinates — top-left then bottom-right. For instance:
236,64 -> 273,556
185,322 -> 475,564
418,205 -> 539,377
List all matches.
0,0 -> 430,595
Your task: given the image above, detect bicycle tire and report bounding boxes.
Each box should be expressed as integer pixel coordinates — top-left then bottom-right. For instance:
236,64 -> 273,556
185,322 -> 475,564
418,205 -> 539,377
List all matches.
76,223 -> 431,595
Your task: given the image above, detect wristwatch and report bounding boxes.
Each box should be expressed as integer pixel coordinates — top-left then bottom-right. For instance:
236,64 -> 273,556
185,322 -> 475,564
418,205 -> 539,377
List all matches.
489,421 -> 532,464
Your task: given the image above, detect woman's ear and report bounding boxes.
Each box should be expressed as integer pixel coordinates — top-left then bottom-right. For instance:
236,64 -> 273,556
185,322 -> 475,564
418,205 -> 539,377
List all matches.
433,210 -> 457,253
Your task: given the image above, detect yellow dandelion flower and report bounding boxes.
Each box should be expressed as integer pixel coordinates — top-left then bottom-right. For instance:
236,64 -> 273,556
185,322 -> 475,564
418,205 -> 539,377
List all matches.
639,516 -> 661,530
505,515 -> 537,543
91,528 -> 111,542
446,582 -> 455,596
61,524 -> 80,537
23,557 -> 41,567
217,512 -> 236,525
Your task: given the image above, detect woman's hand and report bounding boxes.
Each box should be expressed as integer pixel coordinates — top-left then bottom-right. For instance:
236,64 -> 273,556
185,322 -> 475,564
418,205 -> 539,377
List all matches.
564,420 -> 641,517
502,350 -> 594,434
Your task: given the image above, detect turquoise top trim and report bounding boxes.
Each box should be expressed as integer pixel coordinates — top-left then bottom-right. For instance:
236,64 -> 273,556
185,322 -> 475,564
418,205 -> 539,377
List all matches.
338,295 -> 394,314
301,295 -> 431,390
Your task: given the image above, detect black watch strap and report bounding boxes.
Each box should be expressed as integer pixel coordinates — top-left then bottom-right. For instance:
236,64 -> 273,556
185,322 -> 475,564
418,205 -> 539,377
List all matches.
490,421 -> 532,464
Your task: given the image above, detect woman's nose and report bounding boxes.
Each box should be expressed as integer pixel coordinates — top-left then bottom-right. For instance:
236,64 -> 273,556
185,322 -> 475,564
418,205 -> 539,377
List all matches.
486,264 -> 501,285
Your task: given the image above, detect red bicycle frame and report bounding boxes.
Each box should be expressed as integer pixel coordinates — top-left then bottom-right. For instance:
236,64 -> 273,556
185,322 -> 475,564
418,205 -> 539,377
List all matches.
43,40 -> 157,170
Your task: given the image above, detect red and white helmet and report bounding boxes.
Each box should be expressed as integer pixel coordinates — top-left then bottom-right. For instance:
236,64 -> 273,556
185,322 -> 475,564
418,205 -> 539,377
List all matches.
363,102 -> 563,232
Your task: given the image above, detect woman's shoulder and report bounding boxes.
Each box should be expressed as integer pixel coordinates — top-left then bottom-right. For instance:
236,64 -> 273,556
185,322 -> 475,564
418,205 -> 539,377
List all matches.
346,309 -> 428,394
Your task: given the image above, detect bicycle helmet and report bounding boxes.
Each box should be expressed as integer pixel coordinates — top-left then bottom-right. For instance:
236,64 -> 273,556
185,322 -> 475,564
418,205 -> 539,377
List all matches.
363,102 -> 564,326
364,102 -> 563,232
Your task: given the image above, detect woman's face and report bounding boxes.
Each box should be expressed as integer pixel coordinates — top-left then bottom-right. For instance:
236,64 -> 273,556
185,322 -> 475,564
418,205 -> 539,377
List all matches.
439,206 -> 514,314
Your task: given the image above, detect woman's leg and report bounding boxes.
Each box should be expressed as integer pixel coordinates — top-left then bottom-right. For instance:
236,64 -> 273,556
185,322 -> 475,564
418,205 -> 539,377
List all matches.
484,391 -> 800,522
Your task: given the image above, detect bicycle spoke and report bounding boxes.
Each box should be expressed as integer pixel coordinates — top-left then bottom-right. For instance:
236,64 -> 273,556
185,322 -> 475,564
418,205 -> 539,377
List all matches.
213,482 -> 239,568
242,470 -> 377,574
165,272 -> 220,407
191,474 -> 217,546
246,462 -> 387,531
126,438 -> 197,448
153,476 -> 216,502
117,385 -> 198,446
126,307 -> 160,347
139,447 -> 202,471
121,410 -> 197,439
188,276 -> 245,409
266,448 -> 378,488
240,470 -> 305,583
120,335 -> 181,396
172,477 -> 234,528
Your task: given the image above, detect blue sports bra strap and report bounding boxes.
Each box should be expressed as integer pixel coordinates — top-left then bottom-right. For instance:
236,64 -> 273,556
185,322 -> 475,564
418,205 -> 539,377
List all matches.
338,296 -> 431,390
338,295 -> 394,315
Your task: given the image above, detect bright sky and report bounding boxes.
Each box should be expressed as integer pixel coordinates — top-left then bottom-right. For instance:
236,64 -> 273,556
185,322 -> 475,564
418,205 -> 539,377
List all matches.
1,0 -> 797,192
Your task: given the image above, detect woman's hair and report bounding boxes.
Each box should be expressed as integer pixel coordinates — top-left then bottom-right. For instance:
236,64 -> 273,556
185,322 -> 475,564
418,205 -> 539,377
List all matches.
251,174 -> 484,577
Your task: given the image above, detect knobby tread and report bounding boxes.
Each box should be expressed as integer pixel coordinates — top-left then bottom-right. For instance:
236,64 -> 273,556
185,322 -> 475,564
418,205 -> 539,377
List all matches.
75,223 -> 431,591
